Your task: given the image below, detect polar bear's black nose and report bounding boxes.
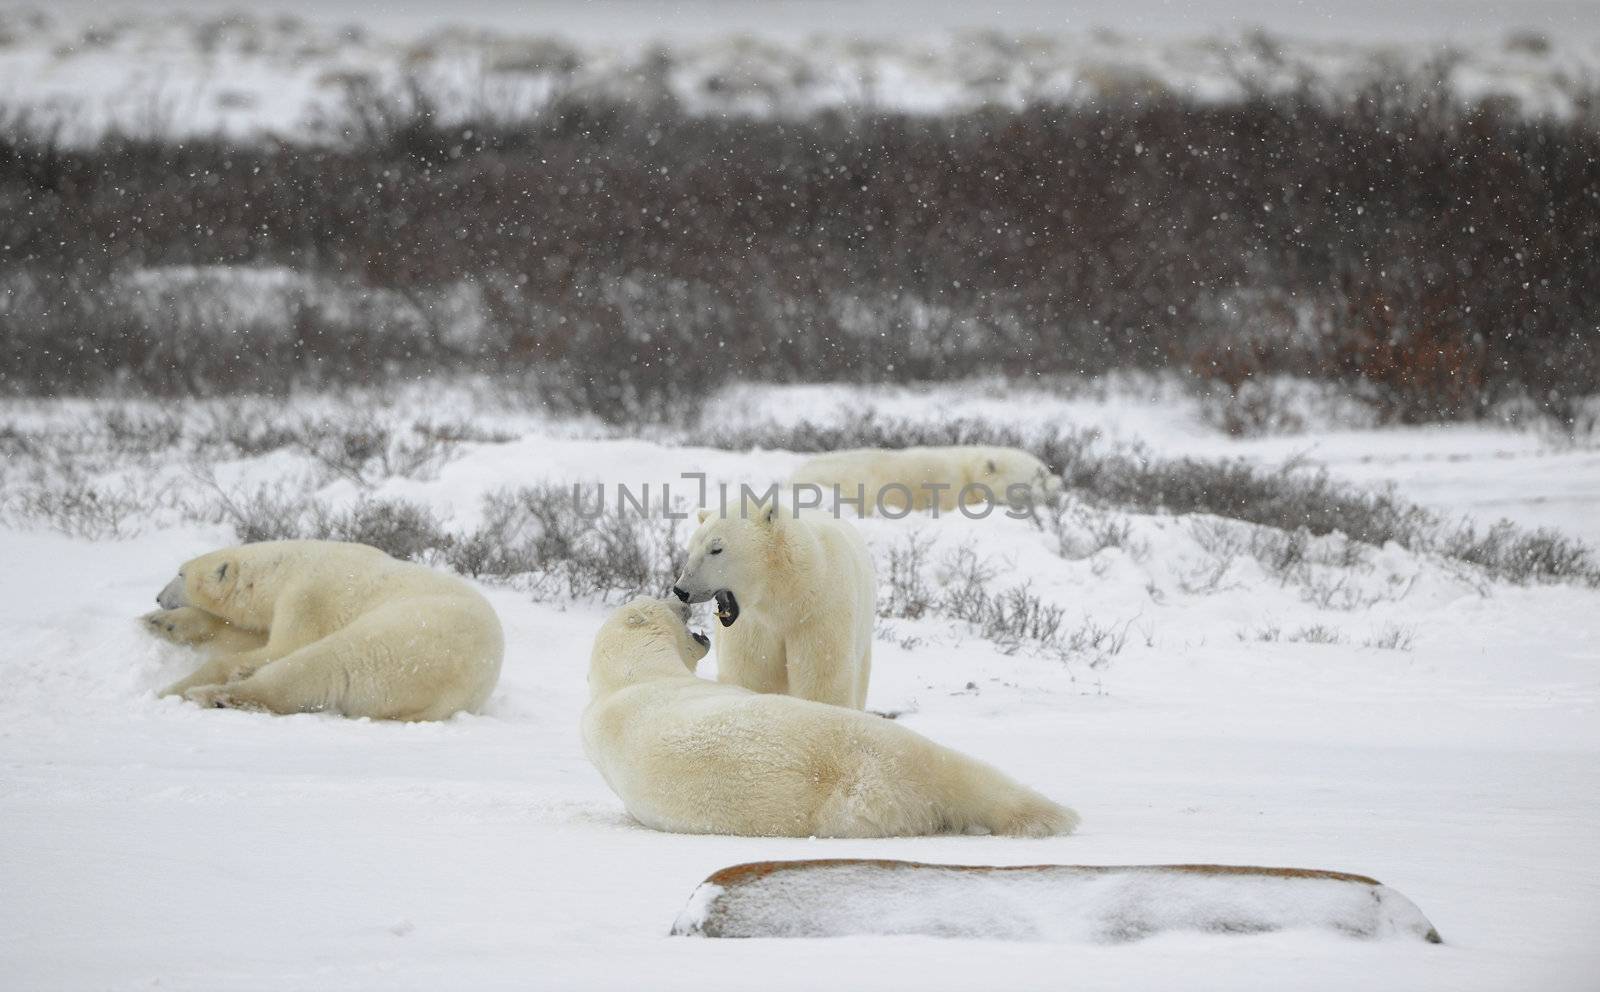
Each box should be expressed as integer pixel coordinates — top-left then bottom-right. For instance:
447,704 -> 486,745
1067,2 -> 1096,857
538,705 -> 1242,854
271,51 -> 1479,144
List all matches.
671,586 -> 690,603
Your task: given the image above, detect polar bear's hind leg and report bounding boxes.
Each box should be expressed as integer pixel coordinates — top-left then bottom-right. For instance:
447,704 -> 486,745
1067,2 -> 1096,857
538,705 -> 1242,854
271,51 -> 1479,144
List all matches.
160,646 -> 277,699
903,744 -> 1081,838
996,794 -> 1082,837
184,602 -> 494,720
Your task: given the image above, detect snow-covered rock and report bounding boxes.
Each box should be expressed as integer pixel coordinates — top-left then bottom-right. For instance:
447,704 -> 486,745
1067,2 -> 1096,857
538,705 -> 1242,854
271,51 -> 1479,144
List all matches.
671,859 -> 1443,943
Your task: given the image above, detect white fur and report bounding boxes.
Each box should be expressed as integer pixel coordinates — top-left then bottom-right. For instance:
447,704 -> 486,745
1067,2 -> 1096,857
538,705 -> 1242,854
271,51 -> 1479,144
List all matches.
582,597 -> 1080,838
143,540 -> 502,721
674,503 -> 874,709
788,445 -> 1063,516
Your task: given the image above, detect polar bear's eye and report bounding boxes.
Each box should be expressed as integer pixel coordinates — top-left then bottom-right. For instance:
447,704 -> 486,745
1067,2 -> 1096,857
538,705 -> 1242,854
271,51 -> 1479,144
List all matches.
709,547 -> 723,556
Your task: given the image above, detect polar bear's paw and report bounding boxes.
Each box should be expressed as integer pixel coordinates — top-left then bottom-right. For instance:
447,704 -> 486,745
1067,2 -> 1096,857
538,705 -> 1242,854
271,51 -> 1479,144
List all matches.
1000,797 -> 1082,837
184,684 -> 266,712
142,607 -> 220,646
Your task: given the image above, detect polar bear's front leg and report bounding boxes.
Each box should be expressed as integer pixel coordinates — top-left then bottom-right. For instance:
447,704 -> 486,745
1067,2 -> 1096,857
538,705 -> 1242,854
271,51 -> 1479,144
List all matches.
784,628 -> 866,710
715,618 -> 789,696
142,607 -> 231,645
143,607 -> 268,654
159,604 -> 324,698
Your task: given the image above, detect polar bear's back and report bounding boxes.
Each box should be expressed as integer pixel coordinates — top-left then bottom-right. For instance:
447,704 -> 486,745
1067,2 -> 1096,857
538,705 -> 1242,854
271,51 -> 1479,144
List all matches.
258,539 -> 491,611
789,445 -> 1061,515
788,447 -> 973,513
584,679 -> 1072,838
585,681 -> 908,835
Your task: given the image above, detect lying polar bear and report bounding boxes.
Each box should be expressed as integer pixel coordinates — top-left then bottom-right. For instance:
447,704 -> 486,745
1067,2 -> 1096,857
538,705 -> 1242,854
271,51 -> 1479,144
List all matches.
143,540 -> 503,720
582,596 -> 1080,838
673,502 -> 874,709
788,445 -> 1063,516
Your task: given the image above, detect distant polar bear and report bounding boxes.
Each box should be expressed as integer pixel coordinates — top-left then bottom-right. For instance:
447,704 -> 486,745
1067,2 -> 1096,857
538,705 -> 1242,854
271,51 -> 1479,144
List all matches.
582,596 -> 1080,838
142,540 -> 503,721
788,445 -> 1064,516
672,501 -> 874,709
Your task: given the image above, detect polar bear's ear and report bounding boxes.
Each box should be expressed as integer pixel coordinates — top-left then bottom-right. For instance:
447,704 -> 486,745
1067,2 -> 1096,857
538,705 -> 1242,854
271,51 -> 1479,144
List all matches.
697,508 -> 713,524
761,503 -> 778,525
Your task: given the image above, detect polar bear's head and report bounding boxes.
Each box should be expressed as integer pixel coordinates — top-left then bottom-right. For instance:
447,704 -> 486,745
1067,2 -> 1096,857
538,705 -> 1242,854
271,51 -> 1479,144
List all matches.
967,447 -> 1064,507
589,596 -> 711,697
672,503 -> 786,628
157,548 -> 243,612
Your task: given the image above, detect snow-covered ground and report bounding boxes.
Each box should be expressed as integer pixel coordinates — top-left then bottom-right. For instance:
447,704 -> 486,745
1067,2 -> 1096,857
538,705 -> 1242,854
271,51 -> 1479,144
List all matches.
2,381 -> 1597,989
2,6 -> 1597,143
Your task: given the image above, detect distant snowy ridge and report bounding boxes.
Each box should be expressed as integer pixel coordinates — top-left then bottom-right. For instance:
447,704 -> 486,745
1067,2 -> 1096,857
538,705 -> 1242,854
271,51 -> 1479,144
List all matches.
1,7 -> 1596,143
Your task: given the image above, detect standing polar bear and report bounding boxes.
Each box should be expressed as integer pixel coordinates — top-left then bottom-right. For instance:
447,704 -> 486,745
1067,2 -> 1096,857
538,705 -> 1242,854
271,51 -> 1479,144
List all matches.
788,445 -> 1063,516
582,597 -> 1080,837
673,501 -> 874,709
143,540 -> 503,721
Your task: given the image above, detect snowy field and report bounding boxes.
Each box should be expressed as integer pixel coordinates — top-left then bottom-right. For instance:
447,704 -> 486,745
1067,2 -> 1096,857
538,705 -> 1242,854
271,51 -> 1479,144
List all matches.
2,381 -> 1598,990
3,5 -> 1599,143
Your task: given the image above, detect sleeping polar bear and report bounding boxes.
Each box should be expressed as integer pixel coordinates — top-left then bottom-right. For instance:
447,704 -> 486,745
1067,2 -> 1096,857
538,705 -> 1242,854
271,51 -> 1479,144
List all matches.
142,540 -> 503,720
673,502 -> 874,709
581,596 -> 1080,838
788,445 -> 1063,516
